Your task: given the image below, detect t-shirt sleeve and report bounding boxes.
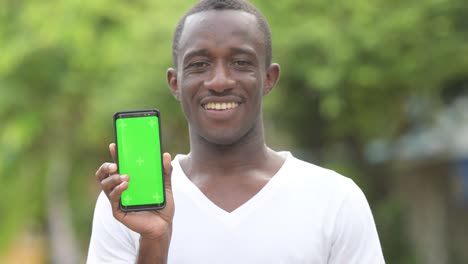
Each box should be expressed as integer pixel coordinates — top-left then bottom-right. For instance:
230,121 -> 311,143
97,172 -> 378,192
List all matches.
328,180 -> 386,264
86,192 -> 138,264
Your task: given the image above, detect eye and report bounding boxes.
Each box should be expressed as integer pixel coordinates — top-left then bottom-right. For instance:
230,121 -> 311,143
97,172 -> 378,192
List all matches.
232,60 -> 250,67
190,61 -> 209,68
232,59 -> 254,71
184,60 -> 210,74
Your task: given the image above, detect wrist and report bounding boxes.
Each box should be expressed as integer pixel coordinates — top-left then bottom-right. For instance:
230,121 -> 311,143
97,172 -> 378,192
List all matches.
137,227 -> 172,264
140,230 -> 171,244
140,222 -> 172,241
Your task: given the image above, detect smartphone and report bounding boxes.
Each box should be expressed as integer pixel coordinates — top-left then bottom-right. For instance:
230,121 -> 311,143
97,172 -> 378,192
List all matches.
113,109 -> 165,211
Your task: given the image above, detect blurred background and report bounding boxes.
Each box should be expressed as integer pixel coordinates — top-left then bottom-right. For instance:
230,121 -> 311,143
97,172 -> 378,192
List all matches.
1,0 -> 468,263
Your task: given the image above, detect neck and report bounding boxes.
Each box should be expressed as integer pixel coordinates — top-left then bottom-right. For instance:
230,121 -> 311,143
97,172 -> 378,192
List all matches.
184,122 -> 271,176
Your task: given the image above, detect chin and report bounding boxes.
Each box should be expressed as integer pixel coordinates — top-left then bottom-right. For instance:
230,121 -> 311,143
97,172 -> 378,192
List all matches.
202,132 -> 242,146
201,124 -> 259,147
190,118 -> 259,147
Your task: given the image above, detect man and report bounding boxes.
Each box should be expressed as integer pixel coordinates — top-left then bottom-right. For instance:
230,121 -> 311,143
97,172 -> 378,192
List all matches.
87,0 -> 385,263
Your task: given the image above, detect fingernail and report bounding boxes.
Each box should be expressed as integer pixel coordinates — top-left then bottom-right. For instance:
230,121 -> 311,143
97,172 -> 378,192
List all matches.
109,164 -> 117,171
120,175 -> 128,181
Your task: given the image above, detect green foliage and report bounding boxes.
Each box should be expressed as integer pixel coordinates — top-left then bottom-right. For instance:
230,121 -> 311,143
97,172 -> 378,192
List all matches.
1,0 -> 467,262
261,0 -> 468,144
0,0 -> 192,257
374,197 -> 421,264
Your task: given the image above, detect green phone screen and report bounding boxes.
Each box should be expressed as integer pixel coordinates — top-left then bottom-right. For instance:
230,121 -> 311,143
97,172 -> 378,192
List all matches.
115,113 -> 164,208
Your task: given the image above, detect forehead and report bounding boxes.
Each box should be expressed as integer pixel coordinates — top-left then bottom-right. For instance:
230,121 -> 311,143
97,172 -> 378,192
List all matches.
178,10 -> 265,60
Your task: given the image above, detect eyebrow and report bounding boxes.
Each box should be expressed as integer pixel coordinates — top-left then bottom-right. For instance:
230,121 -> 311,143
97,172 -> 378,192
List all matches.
182,46 -> 259,64
182,49 -> 211,64
231,47 -> 259,61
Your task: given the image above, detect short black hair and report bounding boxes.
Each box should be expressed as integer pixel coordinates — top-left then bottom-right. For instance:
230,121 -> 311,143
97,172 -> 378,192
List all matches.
172,0 -> 272,68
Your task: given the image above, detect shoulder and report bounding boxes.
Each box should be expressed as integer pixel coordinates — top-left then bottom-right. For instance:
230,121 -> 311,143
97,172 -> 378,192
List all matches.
87,192 -> 139,263
91,192 -> 139,241
283,152 -> 358,193
285,154 -> 384,261
280,152 -> 369,219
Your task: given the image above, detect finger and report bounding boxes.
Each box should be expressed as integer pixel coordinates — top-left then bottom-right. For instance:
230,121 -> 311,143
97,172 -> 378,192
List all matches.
109,143 -> 117,163
162,153 -> 173,191
101,174 -> 129,196
108,179 -> 129,213
95,162 -> 118,182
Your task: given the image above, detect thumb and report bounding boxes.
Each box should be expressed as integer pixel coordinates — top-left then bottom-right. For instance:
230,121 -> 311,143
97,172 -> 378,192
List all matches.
109,143 -> 117,163
162,152 -> 173,191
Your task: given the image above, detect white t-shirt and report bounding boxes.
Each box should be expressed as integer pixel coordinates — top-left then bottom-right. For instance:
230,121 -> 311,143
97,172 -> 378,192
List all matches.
87,152 -> 385,263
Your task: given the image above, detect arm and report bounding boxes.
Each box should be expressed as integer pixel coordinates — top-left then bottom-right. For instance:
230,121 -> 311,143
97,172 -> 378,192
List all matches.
87,197 -> 172,264
328,181 -> 385,264
89,143 -> 175,264
87,192 -> 139,263
137,234 -> 172,264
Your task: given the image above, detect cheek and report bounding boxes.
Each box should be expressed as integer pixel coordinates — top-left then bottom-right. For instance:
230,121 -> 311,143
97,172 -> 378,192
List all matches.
179,73 -> 204,96
236,71 -> 261,93
180,97 -> 195,125
251,77 -> 264,100
178,82 -> 196,106
178,79 -> 201,120
180,88 -> 195,111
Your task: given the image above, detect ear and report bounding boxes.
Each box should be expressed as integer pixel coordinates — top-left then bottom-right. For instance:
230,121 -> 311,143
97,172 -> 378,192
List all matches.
167,68 -> 180,101
262,63 -> 280,96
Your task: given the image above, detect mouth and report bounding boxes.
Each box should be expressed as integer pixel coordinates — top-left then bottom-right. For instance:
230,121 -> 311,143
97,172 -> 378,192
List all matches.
202,102 -> 240,111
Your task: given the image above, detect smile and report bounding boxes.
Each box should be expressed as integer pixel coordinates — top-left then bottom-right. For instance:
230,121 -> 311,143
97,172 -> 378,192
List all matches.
203,102 -> 240,110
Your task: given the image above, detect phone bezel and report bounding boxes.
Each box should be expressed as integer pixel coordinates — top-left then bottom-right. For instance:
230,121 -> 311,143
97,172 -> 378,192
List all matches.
113,109 -> 166,211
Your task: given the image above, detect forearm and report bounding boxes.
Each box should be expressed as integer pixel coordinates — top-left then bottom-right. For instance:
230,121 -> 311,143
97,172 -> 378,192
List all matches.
136,231 -> 172,264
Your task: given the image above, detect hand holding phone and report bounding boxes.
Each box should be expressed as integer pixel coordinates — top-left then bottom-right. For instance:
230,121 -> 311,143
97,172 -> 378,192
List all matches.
95,144 -> 174,259
114,109 -> 166,211
94,110 -> 174,259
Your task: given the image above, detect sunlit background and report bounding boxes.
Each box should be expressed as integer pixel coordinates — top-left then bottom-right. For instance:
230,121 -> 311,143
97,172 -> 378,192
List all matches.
1,0 -> 468,263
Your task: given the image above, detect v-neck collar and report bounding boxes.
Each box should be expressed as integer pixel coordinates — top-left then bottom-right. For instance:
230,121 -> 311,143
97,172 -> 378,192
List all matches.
172,152 -> 292,226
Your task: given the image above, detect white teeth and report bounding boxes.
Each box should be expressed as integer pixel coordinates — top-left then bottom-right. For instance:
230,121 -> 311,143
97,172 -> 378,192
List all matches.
204,102 -> 239,110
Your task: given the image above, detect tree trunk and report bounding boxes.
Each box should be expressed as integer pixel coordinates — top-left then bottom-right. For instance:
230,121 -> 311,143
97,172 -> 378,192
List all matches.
46,147 -> 80,264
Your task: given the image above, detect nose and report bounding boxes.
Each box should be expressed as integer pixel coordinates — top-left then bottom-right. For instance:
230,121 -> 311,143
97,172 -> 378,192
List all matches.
204,62 -> 235,93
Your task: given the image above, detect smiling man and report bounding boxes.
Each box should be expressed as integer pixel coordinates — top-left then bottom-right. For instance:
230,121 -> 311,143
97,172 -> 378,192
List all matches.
87,1 -> 385,263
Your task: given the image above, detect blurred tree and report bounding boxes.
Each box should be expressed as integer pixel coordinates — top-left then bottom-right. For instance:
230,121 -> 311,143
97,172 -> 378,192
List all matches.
257,0 -> 468,262
261,0 -> 468,152
0,0 -> 467,263
0,0 -> 191,262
